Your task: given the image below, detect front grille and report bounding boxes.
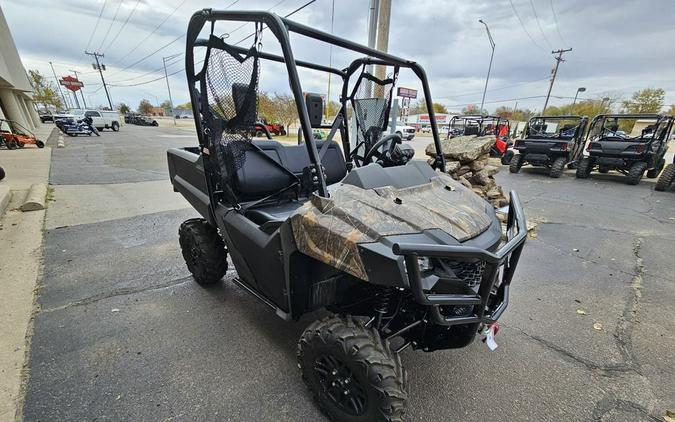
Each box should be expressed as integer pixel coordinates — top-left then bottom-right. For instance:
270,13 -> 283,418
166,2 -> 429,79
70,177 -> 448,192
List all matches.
445,261 -> 485,287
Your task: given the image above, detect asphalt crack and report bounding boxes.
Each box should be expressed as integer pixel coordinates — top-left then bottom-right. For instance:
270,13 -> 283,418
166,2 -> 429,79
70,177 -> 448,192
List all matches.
39,276 -> 193,313
591,397 -> 661,422
614,238 -> 644,370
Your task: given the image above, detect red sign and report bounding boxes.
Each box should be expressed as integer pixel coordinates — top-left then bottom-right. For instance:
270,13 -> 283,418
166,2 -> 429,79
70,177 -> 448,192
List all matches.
419,114 -> 448,123
397,87 -> 418,99
59,76 -> 84,92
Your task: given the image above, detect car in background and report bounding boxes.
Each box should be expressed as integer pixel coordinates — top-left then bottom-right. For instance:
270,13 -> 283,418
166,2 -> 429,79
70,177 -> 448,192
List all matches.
54,109 -> 121,131
395,124 -> 416,140
39,111 -> 54,123
421,126 -> 431,133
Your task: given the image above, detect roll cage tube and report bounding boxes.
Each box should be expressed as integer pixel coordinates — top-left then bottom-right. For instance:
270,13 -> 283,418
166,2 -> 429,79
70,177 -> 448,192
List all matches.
525,115 -> 587,139
185,10 -> 447,199
587,114 -> 672,147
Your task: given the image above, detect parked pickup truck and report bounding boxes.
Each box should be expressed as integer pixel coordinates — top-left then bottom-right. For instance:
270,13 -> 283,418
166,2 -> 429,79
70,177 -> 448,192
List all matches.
394,124 -> 416,140
53,109 -> 121,131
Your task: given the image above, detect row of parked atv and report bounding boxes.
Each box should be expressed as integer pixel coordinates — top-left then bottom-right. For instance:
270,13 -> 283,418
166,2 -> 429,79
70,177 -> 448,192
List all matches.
505,113 -> 674,190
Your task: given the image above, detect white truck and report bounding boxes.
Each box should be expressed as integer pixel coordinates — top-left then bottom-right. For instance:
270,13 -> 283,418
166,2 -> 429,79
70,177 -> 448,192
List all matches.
394,124 -> 416,140
55,109 -> 122,132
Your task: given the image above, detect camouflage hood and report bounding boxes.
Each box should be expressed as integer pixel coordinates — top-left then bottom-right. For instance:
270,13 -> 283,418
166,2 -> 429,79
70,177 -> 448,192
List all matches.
290,172 -> 494,281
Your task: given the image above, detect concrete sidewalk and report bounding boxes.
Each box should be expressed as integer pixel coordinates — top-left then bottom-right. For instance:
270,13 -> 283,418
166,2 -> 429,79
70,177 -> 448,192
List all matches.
0,124 -> 54,421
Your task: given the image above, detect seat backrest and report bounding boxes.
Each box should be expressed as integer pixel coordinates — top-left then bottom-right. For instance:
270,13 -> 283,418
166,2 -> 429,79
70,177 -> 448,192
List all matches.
233,140 -> 347,201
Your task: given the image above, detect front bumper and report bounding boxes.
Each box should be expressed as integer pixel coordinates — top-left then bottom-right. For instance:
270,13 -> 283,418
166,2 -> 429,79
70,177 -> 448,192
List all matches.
392,191 -> 527,326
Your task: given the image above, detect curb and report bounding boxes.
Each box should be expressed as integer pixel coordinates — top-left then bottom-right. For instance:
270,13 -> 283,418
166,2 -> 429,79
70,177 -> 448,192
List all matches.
0,186 -> 9,216
19,183 -> 47,212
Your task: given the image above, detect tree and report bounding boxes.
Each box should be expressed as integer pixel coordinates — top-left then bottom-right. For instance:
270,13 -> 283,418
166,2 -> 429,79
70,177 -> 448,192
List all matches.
325,100 -> 341,118
28,69 -> 63,110
159,100 -> 172,109
495,106 -> 534,122
432,102 -> 448,114
462,104 -> 486,115
409,97 -> 427,115
621,88 -> 665,113
271,93 -> 298,130
117,103 -> 130,114
176,102 -> 192,110
138,99 -> 153,114
544,98 -> 612,118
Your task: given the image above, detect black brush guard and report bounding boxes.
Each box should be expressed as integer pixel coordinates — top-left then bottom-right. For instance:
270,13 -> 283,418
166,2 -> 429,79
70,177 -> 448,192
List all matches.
393,191 -> 526,326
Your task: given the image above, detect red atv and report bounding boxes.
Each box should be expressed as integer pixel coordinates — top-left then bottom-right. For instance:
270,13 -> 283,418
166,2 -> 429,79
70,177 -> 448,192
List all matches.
256,118 -> 287,136
448,115 -> 514,164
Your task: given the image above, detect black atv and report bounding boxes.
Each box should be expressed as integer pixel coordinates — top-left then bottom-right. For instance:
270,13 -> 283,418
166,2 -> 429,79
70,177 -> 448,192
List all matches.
576,114 -> 674,185
448,115 -> 514,164
167,10 -> 527,421
509,115 -> 588,178
655,156 -> 675,192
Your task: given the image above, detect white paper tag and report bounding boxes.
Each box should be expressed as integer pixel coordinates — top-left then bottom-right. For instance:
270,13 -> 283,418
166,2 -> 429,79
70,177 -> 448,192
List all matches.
485,326 -> 498,351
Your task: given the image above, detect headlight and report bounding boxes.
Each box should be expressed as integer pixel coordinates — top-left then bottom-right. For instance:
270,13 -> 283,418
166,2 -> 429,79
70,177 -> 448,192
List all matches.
418,257 -> 433,272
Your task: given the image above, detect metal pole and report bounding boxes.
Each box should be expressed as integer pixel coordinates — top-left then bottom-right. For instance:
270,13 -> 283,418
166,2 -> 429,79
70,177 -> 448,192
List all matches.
479,20 -> 495,116
86,51 -> 113,109
572,87 -> 585,106
70,69 -> 88,108
49,61 -> 68,109
326,0 -> 335,116
162,56 -> 176,125
542,48 -> 572,114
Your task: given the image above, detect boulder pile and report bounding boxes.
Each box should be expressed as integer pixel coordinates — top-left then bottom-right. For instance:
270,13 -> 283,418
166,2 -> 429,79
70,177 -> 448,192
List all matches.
426,135 -> 510,208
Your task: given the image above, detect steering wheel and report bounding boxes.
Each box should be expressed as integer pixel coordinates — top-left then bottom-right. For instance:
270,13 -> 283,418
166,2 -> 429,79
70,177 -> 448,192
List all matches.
362,133 -> 402,166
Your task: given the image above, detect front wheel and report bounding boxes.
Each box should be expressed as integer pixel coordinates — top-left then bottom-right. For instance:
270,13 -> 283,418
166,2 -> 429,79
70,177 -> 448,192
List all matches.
549,157 -> 567,178
501,150 -> 514,165
6,141 -> 17,150
178,218 -> 228,285
576,157 -> 593,179
36,140 -> 45,148
111,121 -> 120,132
280,129 -> 287,136
655,163 -> 675,191
626,162 -> 648,185
646,158 -> 665,179
509,154 -> 524,173
0,166 -> 5,181
298,316 -> 407,422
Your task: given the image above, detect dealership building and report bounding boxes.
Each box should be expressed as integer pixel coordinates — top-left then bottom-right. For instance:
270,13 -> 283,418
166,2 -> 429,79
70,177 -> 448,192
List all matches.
0,6 -> 41,131
403,112 -> 462,128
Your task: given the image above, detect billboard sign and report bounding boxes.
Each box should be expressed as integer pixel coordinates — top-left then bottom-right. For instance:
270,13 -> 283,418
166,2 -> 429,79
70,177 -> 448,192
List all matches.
59,76 -> 84,92
396,87 -> 418,99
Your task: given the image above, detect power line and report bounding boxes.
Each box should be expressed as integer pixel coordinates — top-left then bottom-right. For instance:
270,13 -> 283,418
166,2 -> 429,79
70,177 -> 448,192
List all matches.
98,0 -> 124,51
111,0 -> 188,66
109,68 -> 184,87
107,33 -> 185,78
108,55 -> 182,84
85,0 -> 108,52
508,0 -> 544,50
446,77 -> 550,99
236,0 -> 317,45
542,47 -> 572,113
529,0 -> 553,49
103,0 -> 141,52
549,0 -> 568,46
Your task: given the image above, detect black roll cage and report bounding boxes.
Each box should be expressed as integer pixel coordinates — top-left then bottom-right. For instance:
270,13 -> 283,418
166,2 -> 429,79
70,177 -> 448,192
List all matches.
524,115 -> 588,140
185,9 -> 446,201
587,113 -> 674,146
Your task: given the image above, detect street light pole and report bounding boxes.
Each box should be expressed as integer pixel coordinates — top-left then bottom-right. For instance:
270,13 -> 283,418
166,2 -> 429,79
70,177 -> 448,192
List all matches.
69,69 -> 88,109
479,19 -> 495,116
162,54 -> 179,125
49,61 -> 69,110
572,87 -> 586,106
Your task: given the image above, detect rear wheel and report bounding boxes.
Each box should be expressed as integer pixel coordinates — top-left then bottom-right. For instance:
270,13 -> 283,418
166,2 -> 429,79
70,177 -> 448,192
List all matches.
501,150 -> 514,165
17,141 -> 24,148
6,141 -> 17,150
111,121 -> 120,132
576,157 -> 593,179
655,163 -> 675,191
0,166 -> 5,181
178,218 -> 228,285
36,140 -> 45,148
298,316 -> 407,422
549,157 -> 567,178
509,154 -> 524,173
626,162 -> 648,185
646,158 -> 665,179
598,166 -> 609,174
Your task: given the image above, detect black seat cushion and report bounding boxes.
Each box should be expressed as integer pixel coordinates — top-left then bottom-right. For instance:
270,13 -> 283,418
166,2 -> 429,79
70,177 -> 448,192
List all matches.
245,200 -> 307,233
233,140 -> 347,201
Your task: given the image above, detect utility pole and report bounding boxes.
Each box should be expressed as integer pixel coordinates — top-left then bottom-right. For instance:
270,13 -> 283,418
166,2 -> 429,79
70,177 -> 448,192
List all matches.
479,19 -> 495,116
85,51 -> 113,109
162,54 -> 178,125
49,61 -> 68,110
365,0 -> 379,97
542,48 -> 572,114
373,0 -> 391,98
70,69 -> 88,109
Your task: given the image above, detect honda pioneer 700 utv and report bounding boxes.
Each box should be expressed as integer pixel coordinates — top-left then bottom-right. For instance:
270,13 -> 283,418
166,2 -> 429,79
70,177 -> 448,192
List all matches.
576,114 -> 674,185
168,9 -> 526,421
509,115 -> 588,178
448,115 -> 514,164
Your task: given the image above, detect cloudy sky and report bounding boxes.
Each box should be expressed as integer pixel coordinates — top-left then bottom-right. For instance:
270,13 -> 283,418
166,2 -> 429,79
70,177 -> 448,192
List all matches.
4,0 -> 675,113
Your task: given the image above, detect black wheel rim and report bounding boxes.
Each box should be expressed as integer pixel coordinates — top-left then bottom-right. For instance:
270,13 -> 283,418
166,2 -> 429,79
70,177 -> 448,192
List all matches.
314,354 -> 367,416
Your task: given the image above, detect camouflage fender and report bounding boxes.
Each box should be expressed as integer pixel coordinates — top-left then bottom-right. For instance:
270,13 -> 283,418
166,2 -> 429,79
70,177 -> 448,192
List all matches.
290,172 -> 494,281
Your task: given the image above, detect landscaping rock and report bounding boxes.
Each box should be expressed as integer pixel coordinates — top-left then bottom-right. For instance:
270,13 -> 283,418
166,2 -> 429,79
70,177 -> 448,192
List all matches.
426,135 -> 496,163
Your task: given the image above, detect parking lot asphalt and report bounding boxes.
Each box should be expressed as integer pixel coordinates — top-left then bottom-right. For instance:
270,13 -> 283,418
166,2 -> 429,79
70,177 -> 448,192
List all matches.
21,125 -> 675,421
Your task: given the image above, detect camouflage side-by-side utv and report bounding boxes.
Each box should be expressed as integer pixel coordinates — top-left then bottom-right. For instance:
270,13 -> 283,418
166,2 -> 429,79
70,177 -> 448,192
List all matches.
576,114 -> 674,185
167,9 -> 526,421
509,115 -> 588,178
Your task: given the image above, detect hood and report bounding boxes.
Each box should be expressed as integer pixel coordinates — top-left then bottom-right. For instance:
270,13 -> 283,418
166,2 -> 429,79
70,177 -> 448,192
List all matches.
290,173 -> 494,280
